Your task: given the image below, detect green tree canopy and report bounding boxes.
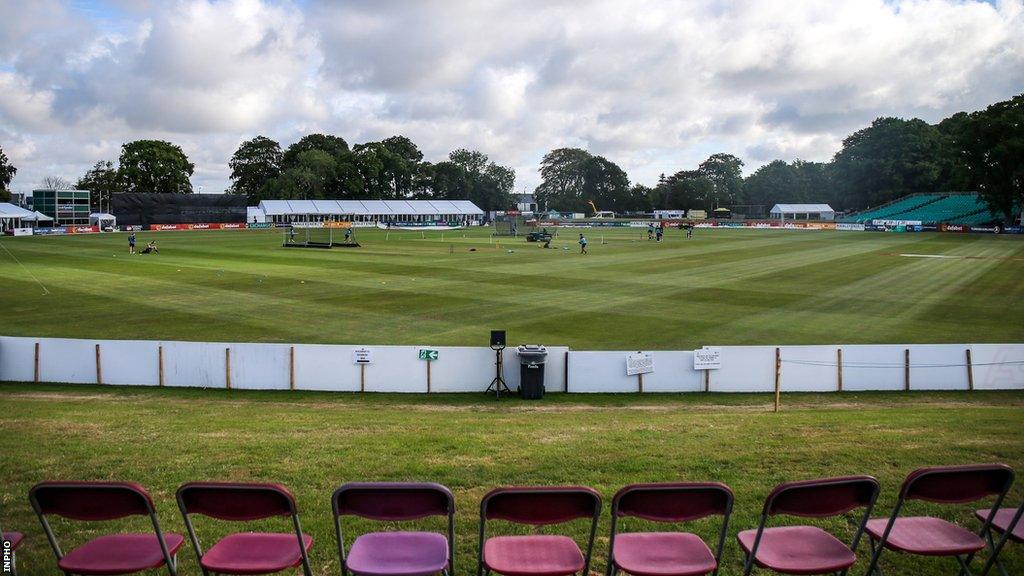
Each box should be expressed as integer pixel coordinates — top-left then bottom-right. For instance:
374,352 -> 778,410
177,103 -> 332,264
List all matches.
1,146 -> 17,199
281,134 -> 349,168
534,148 -> 631,213
229,136 -> 282,204
116,140 -> 194,194
76,160 -> 121,211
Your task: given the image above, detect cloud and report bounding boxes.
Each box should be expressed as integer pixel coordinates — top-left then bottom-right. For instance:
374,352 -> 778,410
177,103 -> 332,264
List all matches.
0,0 -> 1021,194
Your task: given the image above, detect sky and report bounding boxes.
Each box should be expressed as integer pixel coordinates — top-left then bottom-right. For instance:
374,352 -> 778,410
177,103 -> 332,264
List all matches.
1,0 -> 1022,195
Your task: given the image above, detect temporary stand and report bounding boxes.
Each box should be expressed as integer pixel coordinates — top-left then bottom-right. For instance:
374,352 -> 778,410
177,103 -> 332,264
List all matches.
485,346 -> 510,399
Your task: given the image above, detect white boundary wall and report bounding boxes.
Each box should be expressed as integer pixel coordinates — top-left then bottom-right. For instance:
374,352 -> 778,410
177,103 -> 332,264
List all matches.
1,336 -> 1022,393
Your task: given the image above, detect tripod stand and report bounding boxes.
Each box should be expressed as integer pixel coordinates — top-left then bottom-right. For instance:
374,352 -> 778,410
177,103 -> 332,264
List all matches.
485,345 -> 511,398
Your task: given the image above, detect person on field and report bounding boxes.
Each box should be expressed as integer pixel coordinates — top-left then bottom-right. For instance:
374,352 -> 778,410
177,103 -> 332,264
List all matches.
344,227 -> 353,243
289,227 -> 296,242
686,223 -> 693,239
579,233 -> 588,254
140,240 -> 159,254
128,232 -> 136,254
656,224 -> 664,242
647,223 -> 654,240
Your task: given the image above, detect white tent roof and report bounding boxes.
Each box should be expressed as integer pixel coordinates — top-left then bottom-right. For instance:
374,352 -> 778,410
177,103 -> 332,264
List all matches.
0,202 -> 34,218
21,210 -> 54,222
257,199 -> 484,216
770,204 -> 835,213
90,212 -> 116,219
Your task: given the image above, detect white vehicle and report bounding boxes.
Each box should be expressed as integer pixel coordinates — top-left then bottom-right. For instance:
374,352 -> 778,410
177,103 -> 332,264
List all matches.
593,211 -> 616,219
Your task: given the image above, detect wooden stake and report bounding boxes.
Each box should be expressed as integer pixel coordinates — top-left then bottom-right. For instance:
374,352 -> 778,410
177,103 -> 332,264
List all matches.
704,369 -> 710,392
34,342 -> 40,383
158,345 -> 165,387
95,344 -> 102,385
225,348 -> 232,390
360,364 -> 366,392
289,346 -> 296,391
966,348 -> 974,391
638,373 -> 644,394
837,348 -> 843,392
774,347 -> 781,412
904,348 -> 910,391
427,360 -> 432,393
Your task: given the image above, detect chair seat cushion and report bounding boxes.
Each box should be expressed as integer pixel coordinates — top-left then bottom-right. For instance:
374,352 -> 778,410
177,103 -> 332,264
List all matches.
346,531 -> 449,576
201,532 -> 313,575
976,508 -> 1024,544
58,533 -> 185,575
612,532 -> 716,576
3,532 -> 23,550
483,535 -> 584,576
737,526 -> 856,574
866,516 -> 984,556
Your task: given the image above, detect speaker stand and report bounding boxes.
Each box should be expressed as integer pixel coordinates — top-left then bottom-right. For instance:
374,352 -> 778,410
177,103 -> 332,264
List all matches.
485,347 -> 511,399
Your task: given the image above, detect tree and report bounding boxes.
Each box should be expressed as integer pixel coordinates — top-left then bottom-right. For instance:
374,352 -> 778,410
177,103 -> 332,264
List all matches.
830,117 -> 953,210
656,170 -> 714,211
0,146 -> 16,198
41,176 -> 72,190
77,160 -> 121,211
743,159 -> 833,209
698,153 -> 744,211
229,136 -> 282,204
533,148 -> 633,213
117,140 -> 194,194
944,94 -> 1024,223
281,134 -> 349,168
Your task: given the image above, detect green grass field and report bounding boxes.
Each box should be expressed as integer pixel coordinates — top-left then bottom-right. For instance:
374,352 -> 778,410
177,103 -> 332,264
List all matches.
1,227 -> 1023,348
1,385 -> 1022,576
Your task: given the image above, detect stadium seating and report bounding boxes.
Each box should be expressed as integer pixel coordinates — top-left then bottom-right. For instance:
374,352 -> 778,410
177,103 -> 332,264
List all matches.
844,194 -> 944,223
974,502 -> 1024,576
1,508 -> 23,576
608,483 -> 733,576
479,487 -> 602,576
176,482 -> 314,576
844,192 -> 1004,225
29,481 -> 184,576
737,476 -> 879,575
863,464 -> 1015,576
332,482 -> 455,576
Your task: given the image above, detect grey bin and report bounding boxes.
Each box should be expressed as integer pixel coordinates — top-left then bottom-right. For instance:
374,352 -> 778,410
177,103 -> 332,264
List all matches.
516,345 -> 548,399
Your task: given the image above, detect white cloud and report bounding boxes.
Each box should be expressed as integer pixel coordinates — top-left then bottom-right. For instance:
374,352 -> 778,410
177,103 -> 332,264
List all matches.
0,0 -> 1021,193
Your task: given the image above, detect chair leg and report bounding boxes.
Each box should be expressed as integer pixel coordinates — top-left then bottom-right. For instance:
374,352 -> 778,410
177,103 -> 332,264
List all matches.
864,537 -> 885,576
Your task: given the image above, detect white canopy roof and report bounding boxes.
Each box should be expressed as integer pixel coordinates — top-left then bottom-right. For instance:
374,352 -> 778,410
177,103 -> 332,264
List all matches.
770,204 -> 835,213
21,210 -> 54,222
258,199 -> 484,216
0,202 -> 34,218
90,212 -> 116,219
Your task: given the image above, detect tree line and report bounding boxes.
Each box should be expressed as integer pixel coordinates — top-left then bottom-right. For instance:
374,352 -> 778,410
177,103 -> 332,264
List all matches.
0,93 -> 1019,221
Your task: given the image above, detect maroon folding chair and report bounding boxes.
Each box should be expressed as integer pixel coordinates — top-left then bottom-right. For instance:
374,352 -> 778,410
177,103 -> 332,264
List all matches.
478,486 -> 602,576
176,482 -> 313,576
975,502 -> 1024,576
2,508 -> 24,576
332,482 -> 454,576
29,481 -> 184,576
608,483 -> 733,576
737,475 -> 879,576
864,464 -> 1014,576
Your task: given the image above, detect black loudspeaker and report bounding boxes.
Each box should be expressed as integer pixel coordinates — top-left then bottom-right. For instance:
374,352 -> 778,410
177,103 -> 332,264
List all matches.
490,330 -> 506,348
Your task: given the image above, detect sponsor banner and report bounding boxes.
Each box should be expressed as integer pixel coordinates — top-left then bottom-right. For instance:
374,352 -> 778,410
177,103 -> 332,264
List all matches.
248,222 -> 273,229
864,223 -> 885,231
1004,226 -> 1023,234
323,221 -> 353,229
837,223 -> 865,231
34,227 -> 68,235
6,227 -> 33,236
906,224 -> 924,232
148,223 -> 248,231
150,224 -> 189,231
221,223 -> 247,229
970,225 -> 1001,234
120,225 -> 144,232
66,225 -> 100,234
873,219 -> 922,226
940,223 -> 970,233
921,224 -> 938,231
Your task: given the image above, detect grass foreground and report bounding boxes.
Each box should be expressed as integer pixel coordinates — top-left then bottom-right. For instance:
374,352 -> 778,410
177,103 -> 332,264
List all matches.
1,384 -> 1022,575
1,227 -> 1023,348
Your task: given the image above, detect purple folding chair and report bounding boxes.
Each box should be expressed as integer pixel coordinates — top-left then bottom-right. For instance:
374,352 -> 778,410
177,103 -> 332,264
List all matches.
176,482 -> 313,576
975,502 -> 1024,576
29,481 -> 184,576
478,486 -> 602,576
608,483 -> 733,576
737,475 -> 879,576
332,482 -> 455,576
864,464 -> 1014,576
2,507 -> 24,576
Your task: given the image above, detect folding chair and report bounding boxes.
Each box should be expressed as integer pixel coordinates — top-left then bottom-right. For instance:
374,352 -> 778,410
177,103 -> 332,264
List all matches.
2,509 -> 24,576
176,482 -> 313,576
864,464 -> 1014,576
974,501 -> 1024,576
737,475 -> 879,576
608,483 -> 733,576
478,486 -> 601,576
333,482 -> 454,576
29,481 -> 183,576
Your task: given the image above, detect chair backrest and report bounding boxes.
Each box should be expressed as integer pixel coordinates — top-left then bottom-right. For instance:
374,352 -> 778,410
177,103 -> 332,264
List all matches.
901,464 -> 1014,503
177,482 -> 297,520
30,481 -> 154,520
482,486 -> 601,525
764,476 -> 879,518
333,482 -> 452,521
613,483 -> 732,522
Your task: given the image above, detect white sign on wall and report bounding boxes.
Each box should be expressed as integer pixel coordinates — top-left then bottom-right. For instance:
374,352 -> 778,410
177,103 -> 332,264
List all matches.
352,347 -> 373,365
626,352 -> 654,376
694,347 -> 722,370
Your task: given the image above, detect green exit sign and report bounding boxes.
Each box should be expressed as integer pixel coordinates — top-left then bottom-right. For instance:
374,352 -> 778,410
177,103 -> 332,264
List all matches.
418,349 -> 439,361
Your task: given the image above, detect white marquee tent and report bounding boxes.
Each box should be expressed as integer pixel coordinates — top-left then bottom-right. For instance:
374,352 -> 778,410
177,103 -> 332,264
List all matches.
0,202 -> 34,232
769,203 -> 836,221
